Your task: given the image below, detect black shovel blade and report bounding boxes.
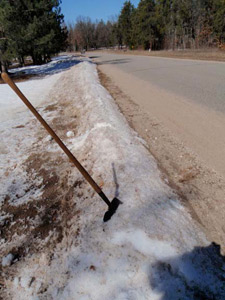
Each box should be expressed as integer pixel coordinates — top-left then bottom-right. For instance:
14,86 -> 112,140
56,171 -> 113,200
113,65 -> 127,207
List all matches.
103,198 -> 122,222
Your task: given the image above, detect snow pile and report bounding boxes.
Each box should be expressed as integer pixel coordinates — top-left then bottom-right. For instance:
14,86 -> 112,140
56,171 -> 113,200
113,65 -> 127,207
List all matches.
1,57 -> 224,299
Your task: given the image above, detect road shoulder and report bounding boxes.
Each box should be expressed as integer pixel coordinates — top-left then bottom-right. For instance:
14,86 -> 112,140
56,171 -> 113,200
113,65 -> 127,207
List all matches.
98,67 -> 225,253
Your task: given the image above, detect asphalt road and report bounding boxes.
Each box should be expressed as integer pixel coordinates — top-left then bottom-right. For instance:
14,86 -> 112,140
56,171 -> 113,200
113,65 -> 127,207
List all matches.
91,52 -> 225,114
90,52 -> 225,177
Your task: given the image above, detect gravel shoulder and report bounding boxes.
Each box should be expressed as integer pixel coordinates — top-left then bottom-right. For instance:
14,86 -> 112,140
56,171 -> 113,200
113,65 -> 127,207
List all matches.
98,67 -> 225,254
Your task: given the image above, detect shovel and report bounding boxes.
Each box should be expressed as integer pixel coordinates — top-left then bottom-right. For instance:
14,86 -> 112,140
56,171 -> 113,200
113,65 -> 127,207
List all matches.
1,72 -> 121,222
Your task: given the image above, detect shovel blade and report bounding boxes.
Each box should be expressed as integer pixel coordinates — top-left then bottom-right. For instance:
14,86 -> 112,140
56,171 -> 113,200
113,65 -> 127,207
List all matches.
103,198 -> 122,222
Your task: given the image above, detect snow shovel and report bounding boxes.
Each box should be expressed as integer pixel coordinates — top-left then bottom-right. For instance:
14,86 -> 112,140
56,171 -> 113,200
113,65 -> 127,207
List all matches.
1,72 -> 121,222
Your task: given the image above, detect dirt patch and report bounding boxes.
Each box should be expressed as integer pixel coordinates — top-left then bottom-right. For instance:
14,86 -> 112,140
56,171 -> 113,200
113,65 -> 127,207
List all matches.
44,104 -> 58,112
0,92 -> 82,298
98,68 -> 225,253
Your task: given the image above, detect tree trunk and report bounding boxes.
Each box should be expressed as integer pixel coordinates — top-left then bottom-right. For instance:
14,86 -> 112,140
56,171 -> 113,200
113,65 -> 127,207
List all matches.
0,48 -> 7,73
19,56 -> 25,67
0,61 -> 7,73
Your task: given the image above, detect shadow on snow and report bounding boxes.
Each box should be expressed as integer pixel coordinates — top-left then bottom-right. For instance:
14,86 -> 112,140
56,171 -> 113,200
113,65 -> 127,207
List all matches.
149,242 -> 225,299
10,55 -> 82,77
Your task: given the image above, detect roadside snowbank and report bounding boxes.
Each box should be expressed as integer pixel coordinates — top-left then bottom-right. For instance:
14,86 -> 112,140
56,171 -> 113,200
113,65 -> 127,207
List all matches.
1,57 -> 224,299
0,73 -> 62,122
0,55 -> 80,122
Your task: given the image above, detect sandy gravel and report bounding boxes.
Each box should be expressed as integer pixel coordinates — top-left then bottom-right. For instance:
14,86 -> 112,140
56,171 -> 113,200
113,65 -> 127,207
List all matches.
97,66 -> 225,253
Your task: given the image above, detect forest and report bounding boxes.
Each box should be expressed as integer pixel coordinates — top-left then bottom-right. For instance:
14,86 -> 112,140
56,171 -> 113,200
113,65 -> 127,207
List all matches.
0,0 -> 224,72
0,0 -> 67,71
67,0 -> 225,51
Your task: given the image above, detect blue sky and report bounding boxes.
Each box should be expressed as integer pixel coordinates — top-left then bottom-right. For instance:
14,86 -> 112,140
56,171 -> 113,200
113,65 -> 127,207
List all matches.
60,0 -> 140,24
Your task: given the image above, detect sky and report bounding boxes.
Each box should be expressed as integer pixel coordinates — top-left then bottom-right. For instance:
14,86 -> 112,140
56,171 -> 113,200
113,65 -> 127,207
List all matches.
60,0 -> 140,24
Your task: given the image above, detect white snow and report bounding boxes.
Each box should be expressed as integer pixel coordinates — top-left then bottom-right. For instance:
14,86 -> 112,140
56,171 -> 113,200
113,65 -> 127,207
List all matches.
0,55 -> 224,299
0,72 -> 61,122
0,55 -> 80,122
10,55 -> 80,76
2,253 -> 14,267
112,229 -> 177,260
66,131 -> 75,138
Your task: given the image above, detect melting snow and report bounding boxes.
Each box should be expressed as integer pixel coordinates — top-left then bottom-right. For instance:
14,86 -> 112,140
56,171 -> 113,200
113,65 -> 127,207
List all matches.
0,55 -> 224,299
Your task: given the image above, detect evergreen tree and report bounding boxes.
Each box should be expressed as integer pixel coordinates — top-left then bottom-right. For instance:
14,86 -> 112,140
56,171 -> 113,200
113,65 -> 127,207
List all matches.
0,0 -> 17,71
0,0 -> 67,70
106,20 -> 118,47
118,1 -> 135,48
53,0 -> 225,53
134,0 -> 158,50
213,0 -> 225,44
21,0 -> 67,64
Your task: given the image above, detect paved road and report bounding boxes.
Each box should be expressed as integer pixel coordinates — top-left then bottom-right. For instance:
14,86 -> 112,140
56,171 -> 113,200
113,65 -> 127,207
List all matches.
90,52 -> 225,177
91,52 -> 225,114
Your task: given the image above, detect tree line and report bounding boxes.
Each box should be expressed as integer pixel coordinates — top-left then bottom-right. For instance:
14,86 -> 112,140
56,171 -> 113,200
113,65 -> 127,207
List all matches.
0,0 -> 224,72
0,0 -> 67,72
68,0 -> 225,51
67,17 -> 118,51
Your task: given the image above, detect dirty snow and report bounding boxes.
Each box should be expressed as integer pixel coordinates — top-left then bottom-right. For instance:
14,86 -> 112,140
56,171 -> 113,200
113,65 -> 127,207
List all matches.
0,55 -> 224,299
2,253 -> 14,267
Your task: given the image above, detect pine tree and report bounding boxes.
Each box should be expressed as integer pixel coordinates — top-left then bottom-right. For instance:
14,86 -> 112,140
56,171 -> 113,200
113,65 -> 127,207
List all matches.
0,0 -> 17,71
213,0 -> 225,45
118,1 -> 135,48
22,0 -> 67,64
134,0 -> 158,50
0,0 -> 67,71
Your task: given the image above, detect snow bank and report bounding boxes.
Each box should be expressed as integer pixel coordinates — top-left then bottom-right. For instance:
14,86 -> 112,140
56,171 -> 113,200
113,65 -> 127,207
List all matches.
0,55 -> 80,122
0,56 -> 80,207
1,57 -> 224,299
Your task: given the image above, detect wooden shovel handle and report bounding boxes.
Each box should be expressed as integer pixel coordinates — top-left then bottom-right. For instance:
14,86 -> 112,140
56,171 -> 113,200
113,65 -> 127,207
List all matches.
1,72 -> 102,195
